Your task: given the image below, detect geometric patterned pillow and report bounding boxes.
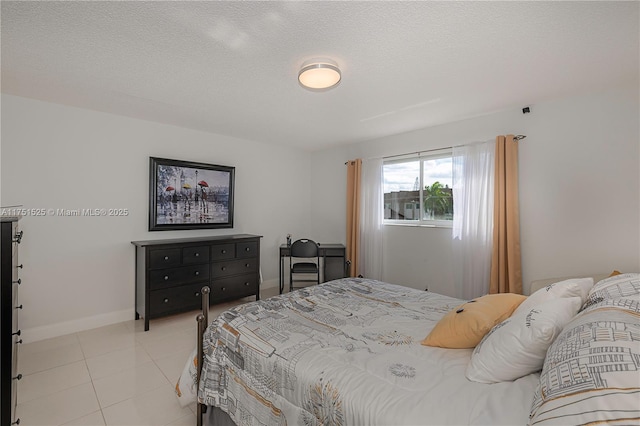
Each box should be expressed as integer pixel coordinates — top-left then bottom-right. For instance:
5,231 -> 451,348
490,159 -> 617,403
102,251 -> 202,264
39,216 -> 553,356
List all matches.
582,273 -> 640,310
529,296 -> 640,425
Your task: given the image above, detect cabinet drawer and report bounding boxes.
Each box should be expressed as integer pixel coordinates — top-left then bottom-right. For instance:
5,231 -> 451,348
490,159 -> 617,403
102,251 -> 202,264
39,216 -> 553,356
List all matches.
212,275 -> 257,300
149,248 -> 181,269
323,248 -> 345,257
237,241 -> 258,258
149,282 -> 206,316
211,258 -> 258,278
182,246 -> 209,264
149,264 -> 210,289
211,243 -> 235,260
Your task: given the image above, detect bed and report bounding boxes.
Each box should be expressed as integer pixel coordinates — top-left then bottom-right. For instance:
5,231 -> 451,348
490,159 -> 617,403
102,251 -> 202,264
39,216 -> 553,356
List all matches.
176,274 -> 640,425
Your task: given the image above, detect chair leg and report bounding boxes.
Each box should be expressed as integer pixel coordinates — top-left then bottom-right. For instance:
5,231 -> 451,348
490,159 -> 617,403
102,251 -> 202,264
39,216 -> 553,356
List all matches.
289,269 -> 293,293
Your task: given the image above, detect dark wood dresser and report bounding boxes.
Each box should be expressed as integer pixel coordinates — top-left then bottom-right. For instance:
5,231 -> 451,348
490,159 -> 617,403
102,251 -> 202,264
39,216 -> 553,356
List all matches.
1,217 -> 22,426
132,234 -> 262,331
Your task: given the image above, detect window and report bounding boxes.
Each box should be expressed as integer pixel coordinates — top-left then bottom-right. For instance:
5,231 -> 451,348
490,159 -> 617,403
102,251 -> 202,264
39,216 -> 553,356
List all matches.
383,149 -> 453,226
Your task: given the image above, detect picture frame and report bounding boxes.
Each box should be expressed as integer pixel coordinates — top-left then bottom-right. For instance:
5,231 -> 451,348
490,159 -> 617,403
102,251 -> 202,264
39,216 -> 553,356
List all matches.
149,157 -> 235,231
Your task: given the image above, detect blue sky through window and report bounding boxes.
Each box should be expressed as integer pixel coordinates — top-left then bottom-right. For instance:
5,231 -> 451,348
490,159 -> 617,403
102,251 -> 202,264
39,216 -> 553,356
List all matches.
383,158 -> 452,193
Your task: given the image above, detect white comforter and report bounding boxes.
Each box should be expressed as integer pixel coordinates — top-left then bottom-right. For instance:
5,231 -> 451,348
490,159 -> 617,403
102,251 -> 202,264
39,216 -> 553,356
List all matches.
177,278 -> 539,425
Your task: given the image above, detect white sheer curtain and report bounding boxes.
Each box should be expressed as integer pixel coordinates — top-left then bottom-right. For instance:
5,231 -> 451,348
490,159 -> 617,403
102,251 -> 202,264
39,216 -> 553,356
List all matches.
452,140 -> 495,299
358,158 -> 384,279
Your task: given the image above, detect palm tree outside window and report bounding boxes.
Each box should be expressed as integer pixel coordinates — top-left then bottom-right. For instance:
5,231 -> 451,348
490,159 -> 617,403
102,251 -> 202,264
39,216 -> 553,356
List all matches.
382,149 -> 453,227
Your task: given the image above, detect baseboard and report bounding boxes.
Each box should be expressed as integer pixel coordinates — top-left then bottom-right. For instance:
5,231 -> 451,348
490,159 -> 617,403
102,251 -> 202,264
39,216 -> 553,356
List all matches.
261,278 -> 278,289
23,280 -> 280,343
21,308 -> 135,344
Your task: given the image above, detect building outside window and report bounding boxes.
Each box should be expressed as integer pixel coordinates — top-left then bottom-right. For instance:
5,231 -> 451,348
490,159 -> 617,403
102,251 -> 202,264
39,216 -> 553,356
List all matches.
383,149 -> 453,226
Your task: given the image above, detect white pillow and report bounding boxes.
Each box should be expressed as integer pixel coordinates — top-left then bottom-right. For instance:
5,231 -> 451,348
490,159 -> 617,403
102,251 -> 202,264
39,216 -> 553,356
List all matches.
514,277 -> 593,316
465,296 -> 582,383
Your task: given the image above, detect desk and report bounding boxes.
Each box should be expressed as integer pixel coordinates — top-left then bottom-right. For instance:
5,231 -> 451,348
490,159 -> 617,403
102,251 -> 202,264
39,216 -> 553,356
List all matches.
279,243 -> 347,293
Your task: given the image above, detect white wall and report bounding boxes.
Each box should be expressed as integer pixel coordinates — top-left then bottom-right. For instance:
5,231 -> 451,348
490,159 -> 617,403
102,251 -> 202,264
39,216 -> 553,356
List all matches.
1,95 -> 311,342
3,82 -> 638,342
310,83 -> 640,297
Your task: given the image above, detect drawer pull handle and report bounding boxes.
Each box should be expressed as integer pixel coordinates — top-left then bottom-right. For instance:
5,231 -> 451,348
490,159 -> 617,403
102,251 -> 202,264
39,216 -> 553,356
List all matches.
15,304 -> 23,310
16,339 -> 22,345
164,276 -> 169,281
13,279 -> 21,285
164,256 -> 169,260
221,249 -> 227,254
221,287 -> 226,291
17,264 -> 23,269
195,271 -> 200,276
221,267 -> 226,271
245,263 -> 250,268
13,373 -> 22,381
12,418 -> 20,425
244,282 -> 250,286
195,252 -> 200,257
163,298 -> 169,303
12,330 -> 21,336
195,292 -> 200,297
245,247 -> 250,252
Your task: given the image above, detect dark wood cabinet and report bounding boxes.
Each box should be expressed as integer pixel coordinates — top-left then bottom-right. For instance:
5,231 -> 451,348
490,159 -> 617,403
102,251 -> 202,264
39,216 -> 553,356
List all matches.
1,217 -> 22,426
132,234 -> 262,331
321,245 -> 348,282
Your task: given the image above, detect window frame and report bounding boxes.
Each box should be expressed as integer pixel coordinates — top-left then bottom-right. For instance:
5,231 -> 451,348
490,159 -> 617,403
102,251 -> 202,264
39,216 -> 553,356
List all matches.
383,148 -> 453,228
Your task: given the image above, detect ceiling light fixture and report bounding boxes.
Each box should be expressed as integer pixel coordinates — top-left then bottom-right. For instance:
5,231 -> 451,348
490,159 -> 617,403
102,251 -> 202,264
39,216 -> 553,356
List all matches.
298,58 -> 341,91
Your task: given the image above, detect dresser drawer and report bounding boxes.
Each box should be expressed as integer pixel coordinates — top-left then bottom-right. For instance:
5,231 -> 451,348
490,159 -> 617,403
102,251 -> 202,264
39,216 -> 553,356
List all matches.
182,246 -> 209,264
149,248 -> 181,269
149,264 -> 210,289
212,274 -> 257,300
211,243 -> 235,260
149,282 -> 206,317
236,241 -> 258,258
211,258 -> 258,278
133,234 -> 262,331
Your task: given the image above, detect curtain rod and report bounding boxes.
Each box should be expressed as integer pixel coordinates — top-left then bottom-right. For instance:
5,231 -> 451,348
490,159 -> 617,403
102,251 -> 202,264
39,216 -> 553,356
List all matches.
345,134 -> 526,164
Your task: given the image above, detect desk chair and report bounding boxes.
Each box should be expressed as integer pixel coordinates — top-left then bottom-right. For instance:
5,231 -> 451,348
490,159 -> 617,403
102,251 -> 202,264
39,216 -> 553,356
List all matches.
289,239 -> 320,292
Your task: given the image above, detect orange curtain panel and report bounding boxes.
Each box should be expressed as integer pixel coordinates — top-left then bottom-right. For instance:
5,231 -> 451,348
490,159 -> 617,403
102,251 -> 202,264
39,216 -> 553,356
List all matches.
490,135 -> 523,294
346,159 -> 362,277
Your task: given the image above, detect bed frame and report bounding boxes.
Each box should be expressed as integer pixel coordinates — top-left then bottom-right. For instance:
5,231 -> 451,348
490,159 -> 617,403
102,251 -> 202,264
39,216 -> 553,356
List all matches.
195,286 -> 209,426
195,285 -> 238,426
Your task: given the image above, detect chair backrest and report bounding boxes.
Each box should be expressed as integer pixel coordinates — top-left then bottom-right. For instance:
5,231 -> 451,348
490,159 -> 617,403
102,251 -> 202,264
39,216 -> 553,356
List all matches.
290,239 -> 319,258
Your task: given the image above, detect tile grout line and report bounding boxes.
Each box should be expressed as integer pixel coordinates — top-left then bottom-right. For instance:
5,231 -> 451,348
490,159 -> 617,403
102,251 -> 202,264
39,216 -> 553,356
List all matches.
61,332 -> 105,426
79,333 -> 109,426
82,354 -> 108,426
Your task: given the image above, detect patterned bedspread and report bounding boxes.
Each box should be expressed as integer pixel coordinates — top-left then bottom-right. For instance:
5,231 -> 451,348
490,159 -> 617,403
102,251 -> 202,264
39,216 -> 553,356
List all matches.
176,278 -> 540,425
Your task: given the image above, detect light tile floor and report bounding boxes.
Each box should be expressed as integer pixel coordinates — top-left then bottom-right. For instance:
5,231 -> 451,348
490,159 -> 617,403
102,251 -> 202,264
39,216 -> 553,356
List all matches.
16,287 -> 280,426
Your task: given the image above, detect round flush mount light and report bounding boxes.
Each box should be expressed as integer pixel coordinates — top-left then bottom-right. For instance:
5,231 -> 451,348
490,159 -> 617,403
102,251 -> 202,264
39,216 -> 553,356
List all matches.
298,58 -> 341,91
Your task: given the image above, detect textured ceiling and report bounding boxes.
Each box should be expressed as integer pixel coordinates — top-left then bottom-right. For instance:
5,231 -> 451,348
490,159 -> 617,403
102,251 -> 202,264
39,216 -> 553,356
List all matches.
1,1 -> 638,151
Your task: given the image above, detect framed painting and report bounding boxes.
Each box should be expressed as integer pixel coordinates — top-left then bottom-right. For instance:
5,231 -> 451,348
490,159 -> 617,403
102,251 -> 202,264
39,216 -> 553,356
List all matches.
149,157 -> 235,231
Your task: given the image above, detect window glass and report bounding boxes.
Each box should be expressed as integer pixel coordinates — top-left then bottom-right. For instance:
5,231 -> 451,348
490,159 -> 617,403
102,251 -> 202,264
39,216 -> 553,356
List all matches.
383,151 -> 453,226
422,156 -> 453,221
383,160 -> 420,221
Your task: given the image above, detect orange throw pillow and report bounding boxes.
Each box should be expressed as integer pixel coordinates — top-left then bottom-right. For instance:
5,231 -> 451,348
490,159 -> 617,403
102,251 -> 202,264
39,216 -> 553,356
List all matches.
421,293 -> 527,349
